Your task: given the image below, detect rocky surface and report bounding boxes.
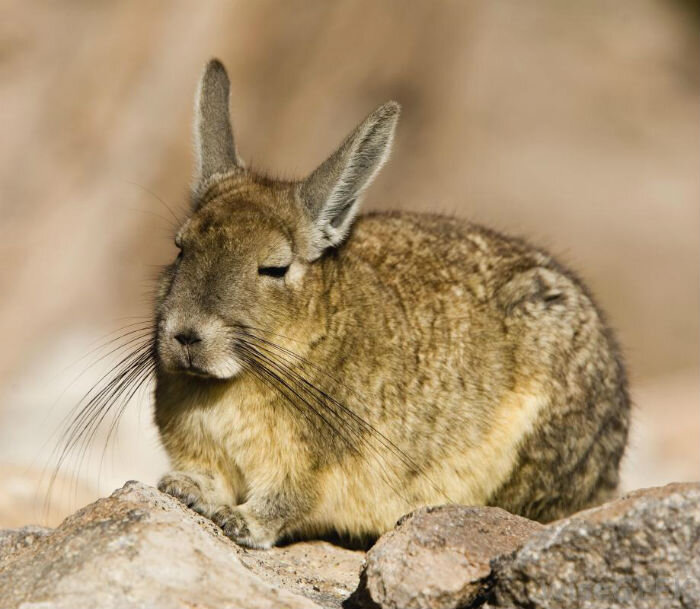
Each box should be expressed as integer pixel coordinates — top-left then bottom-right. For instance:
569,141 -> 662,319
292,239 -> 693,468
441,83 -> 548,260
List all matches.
488,482 -> 700,609
347,505 -> 542,609
1,481 -> 699,609
0,481 -> 364,609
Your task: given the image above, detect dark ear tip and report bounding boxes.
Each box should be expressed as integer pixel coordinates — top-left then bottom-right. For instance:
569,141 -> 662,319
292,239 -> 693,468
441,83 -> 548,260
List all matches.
204,58 -> 229,80
383,100 -> 401,113
378,100 -> 401,119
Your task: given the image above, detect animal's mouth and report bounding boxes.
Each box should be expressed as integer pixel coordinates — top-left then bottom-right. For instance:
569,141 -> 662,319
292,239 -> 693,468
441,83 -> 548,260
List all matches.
177,363 -> 215,378
161,354 -> 243,381
157,345 -> 215,378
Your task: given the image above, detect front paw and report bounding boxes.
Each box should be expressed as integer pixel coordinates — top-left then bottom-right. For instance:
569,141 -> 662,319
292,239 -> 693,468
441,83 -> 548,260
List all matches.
212,505 -> 276,549
158,471 -> 210,514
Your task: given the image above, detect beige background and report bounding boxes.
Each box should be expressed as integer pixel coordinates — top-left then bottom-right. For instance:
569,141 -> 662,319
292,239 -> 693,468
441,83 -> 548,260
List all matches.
0,0 -> 698,526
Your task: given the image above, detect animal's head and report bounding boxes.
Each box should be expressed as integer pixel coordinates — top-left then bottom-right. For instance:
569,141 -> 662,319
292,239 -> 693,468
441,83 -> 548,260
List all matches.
155,59 -> 400,379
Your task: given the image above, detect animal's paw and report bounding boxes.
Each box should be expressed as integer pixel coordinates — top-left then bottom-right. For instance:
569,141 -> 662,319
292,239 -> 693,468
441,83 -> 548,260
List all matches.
211,505 -> 276,549
157,471 -> 212,515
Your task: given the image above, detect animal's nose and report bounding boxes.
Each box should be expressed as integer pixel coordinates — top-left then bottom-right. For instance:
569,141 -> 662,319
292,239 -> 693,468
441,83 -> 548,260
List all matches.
174,330 -> 202,346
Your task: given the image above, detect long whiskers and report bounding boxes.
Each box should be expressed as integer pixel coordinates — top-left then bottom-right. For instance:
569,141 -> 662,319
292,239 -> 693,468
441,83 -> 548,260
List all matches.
230,325 -> 453,505
44,316 -> 452,523
43,327 -> 157,521
234,339 -> 413,504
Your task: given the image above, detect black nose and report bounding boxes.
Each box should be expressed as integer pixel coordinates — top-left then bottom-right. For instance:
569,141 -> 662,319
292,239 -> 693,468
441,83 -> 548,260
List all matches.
174,330 -> 202,346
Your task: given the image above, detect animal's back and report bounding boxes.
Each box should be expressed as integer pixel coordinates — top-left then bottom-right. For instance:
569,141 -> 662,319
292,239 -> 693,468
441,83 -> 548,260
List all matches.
321,211 -> 630,525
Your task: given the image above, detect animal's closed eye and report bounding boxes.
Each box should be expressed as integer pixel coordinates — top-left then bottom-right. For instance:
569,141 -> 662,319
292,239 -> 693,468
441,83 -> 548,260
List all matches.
258,265 -> 289,278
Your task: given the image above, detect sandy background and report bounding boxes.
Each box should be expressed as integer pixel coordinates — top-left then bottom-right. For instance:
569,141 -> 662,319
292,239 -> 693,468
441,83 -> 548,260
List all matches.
0,0 -> 698,527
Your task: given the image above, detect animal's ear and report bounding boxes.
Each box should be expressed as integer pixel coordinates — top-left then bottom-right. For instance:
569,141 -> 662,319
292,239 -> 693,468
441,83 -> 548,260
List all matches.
300,101 -> 400,259
193,59 -> 241,189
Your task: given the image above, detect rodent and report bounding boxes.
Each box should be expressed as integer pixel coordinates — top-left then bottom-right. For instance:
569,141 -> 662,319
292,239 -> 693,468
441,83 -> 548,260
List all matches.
154,58 -> 630,548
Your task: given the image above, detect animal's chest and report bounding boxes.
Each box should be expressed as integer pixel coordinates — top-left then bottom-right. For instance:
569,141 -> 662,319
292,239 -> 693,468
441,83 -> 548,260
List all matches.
162,386 -> 308,483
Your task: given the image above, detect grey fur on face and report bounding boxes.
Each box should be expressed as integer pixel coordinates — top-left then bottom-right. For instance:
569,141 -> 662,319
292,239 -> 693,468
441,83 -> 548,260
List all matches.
154,59 -> 630,549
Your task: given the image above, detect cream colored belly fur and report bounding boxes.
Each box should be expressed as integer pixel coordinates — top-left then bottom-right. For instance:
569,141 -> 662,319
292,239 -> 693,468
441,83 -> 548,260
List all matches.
161,378 -> 548,539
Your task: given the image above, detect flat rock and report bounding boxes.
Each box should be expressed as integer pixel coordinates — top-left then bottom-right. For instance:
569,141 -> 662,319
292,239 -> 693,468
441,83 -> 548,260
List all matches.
346,504 -> 543,609
243,539 -> 366,608
489,482 -> 700,609
0,481 -> 364,609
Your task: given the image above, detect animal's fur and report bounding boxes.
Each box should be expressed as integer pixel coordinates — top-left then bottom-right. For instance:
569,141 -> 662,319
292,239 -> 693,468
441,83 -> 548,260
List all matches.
153,59 -> 630,548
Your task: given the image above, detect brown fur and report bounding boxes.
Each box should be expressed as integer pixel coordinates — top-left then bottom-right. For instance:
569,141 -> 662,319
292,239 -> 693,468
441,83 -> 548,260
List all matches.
153,60 -> 630,548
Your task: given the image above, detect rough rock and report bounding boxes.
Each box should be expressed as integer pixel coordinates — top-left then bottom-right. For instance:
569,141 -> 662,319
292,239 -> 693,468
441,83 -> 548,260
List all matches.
489,482 -> 700,609
244,538 -> 365,607
0,524 -> 52,563
4,481 -> 699,609
0,481 -> 364,609
346,504 -> 543,609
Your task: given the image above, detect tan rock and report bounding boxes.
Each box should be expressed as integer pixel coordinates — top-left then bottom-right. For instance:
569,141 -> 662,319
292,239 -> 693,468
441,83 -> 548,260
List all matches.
0,481 -> 364,609
347,505 -> 542,609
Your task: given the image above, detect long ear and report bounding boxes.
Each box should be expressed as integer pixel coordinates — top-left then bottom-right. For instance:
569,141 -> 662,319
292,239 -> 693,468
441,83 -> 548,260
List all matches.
194,59 -> 241,188
300,101 -> 400,259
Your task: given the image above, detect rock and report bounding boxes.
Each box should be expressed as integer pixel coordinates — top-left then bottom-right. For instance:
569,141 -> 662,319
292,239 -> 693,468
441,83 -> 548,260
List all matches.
0,481 -> 364,609
346,504 -> 543,609
0,525 -> 52,562
489,482 -> 700,609
4,482 -> 699,609
243,539 -> 366,608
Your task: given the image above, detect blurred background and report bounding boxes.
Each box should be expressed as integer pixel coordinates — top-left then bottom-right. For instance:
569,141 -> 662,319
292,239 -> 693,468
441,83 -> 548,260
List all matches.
0,0 -> 698,527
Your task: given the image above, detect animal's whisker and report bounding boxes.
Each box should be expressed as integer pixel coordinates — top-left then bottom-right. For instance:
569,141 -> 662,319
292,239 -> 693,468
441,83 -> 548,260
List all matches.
234,344 -> 356,453
122,178 -> 183,225
55,339 -> 155,456
41,330 -> 156,464
233,328 -> 451,496
76,348 -> 155,474
44,336 -> 156,520
64,328 -> 155,380
97,360 -> 156,488
233,334 -> 450,504
234,342 -> 413,504
65,354 -> 154,509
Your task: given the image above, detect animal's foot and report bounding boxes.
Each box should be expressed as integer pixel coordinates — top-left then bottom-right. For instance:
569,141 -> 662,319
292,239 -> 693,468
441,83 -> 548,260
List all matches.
211,504 -> 278,549
157,471 -> 213,516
